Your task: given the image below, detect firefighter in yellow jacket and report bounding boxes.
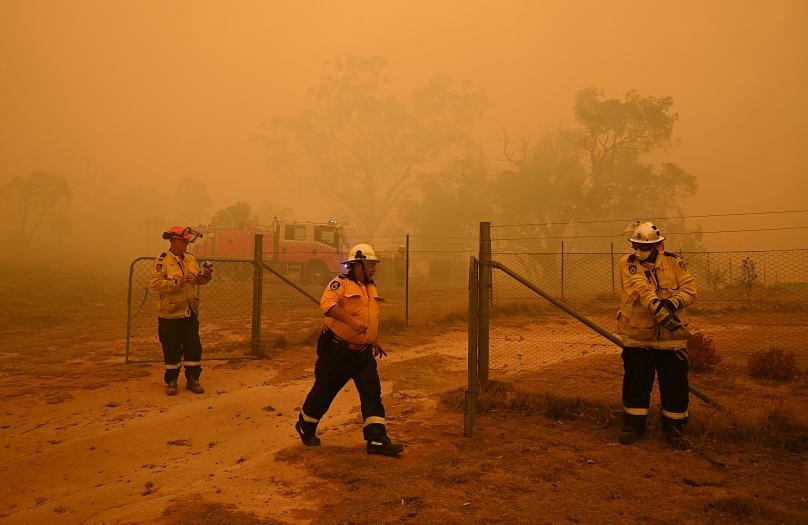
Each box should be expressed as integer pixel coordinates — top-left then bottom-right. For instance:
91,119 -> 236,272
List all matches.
616,222 -> 697,449
149,226 -> 213,396
295,244 -> 404,457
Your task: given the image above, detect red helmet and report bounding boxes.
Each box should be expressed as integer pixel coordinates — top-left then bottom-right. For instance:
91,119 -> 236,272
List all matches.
162,226 -> 202,243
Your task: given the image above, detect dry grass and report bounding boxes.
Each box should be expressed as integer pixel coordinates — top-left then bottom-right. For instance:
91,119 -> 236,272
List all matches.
690,404 -> 808,453
747,347 -> 802,381
452,379 -> 808,453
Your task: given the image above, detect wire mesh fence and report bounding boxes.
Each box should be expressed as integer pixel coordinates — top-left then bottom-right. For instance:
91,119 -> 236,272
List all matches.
363,239 -> 474,328
125,242 -> 475,363
484,246 -> 808,419
126,257 -> 262,363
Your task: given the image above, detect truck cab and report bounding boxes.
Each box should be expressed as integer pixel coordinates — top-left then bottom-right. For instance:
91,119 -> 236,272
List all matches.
192,219 -> 348,283
267,218 -> 348,282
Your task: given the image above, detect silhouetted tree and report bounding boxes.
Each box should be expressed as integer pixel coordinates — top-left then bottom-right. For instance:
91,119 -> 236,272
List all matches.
497,88 -> 698,251
406,149 -> 494,245
261,55 -> 487,234
495,131 -> 586,250
569,88 -> 697,233
211,201 -> 258,228
0,170 -> 73,242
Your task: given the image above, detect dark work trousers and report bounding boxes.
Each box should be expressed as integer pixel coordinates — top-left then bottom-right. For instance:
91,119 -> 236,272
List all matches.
301,331 -> 387,441
157,315 -> 203,384
622,346 -> 689,428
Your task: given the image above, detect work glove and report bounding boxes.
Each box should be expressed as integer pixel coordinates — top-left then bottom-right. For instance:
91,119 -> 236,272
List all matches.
655,302 -> 683,332
659,298 -> 679,314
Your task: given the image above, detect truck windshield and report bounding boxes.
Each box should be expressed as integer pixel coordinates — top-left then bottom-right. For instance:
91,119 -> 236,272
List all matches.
284,225 -> 306,240
314,226 -> 339,249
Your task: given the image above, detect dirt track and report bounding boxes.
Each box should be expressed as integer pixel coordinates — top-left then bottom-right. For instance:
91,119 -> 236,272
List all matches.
0,319 -> 469,524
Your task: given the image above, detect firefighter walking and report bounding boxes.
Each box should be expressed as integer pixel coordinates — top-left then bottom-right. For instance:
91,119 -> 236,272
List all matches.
616,222 -> 697,449
149,226 -> 213,396
295,244 -> 404,457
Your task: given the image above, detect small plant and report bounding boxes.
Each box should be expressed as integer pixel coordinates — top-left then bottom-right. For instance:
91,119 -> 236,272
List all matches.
687,329 -> 722,371
738,256 -> 758,301
707,266 -> 727,292
747,347 -> 801,381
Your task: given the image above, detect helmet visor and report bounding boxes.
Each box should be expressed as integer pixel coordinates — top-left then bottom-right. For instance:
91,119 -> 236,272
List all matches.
181,227 -> 202,243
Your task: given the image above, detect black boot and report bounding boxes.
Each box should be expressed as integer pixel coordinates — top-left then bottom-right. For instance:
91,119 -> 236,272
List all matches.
295,414 -> 321,447
367,435 -> 404,457
618,413 -> 646,445
166,380 -> 178,396
186,376 -> 204,394
663,424 -> 690,450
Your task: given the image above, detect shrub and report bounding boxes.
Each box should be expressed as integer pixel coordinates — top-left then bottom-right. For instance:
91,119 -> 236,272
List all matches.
747,347 -> 801,381
687,329 -> 722,371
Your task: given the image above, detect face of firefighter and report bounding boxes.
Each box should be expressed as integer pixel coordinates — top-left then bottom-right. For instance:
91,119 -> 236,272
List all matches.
354,260 -> 378,283
631,242 -> 663,261
169,237 -> 190,256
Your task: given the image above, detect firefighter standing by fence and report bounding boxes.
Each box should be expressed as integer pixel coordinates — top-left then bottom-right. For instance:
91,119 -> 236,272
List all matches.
616,222 -> 697,449
149,226 -> 213,396
295,243 -> 405,457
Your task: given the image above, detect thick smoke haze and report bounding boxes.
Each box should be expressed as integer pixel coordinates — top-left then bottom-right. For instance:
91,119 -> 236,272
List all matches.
1,0 -> 807,261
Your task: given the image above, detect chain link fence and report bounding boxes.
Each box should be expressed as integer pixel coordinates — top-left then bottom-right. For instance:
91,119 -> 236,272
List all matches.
126,257 -> 263,363
369,237 -> 474,328
481,243 -> 808,425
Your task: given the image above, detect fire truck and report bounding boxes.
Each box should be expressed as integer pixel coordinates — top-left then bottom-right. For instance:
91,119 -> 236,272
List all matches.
192,218 -> 348,283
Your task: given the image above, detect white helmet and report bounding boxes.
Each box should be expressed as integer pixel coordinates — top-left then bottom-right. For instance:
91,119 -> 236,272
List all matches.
629,221 -> 665,244
622,220 -> 642,237
344,243 -> 380,264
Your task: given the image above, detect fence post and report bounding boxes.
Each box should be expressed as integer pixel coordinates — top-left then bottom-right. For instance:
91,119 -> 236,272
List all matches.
560,241 -> 565,299
405,233 -> 410,327
465,256 -> 479,437
610,242 -> 615,294
125,259 -> 138,364
252,234 -> 264,358
478,222 -> 491,385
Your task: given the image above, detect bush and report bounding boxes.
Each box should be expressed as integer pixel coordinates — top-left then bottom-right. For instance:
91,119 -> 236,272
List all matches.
687,329 -> 722,371
747,347 -> 801,381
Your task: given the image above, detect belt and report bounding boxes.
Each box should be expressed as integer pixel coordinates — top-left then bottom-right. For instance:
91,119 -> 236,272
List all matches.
322,327 -> 369,351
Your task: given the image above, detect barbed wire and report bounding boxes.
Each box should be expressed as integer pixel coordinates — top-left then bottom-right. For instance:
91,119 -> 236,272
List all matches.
491,208 -> 808,229
491,248 -> 808,255
492,225 -> 808,241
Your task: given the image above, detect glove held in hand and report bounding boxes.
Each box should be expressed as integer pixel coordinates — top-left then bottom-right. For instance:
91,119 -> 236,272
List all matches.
654,304 -> 683,332
659,298 -> 679,312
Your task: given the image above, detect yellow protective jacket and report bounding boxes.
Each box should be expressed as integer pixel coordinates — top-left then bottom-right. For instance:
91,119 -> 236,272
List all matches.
616,251 -> 697,350
149,250 -> 211,319
321,274 -> 383,345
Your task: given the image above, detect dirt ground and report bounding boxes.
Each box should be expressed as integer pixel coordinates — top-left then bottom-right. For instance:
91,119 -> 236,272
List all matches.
1,265 -> 807,524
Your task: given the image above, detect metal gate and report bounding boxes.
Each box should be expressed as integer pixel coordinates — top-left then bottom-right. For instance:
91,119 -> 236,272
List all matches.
125,257 -> 263,363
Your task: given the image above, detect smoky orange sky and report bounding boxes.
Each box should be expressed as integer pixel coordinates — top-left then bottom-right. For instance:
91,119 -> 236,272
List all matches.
2,0 -> 807,252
